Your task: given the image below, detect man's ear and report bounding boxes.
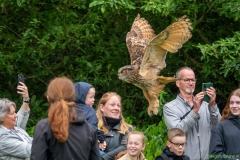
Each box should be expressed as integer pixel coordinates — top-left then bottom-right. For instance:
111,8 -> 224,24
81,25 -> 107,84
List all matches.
176,80 -> 180,88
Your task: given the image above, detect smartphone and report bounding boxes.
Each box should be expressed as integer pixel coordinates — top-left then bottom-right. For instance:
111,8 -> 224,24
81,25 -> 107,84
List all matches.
202,82 -> 213,102
18,74 -> 25,84
17,74 -> 25,92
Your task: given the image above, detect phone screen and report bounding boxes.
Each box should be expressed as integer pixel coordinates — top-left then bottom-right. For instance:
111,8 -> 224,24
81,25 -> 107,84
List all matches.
202,82 -> 213,102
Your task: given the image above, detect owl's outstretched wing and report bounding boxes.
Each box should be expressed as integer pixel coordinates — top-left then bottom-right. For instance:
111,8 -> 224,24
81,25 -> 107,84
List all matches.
126,14 -> 156,66
139,15 -> 192,76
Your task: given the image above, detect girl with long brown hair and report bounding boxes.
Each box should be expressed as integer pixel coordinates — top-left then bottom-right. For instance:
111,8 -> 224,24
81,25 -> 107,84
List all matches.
209,88 -> 240,159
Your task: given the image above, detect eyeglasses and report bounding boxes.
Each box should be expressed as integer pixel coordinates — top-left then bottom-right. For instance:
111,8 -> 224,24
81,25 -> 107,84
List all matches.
169,141 -> 187,147
179,78 -> 197,84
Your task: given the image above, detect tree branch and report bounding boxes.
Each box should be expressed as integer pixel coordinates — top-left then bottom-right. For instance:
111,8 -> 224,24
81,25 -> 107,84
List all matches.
183,52 -> 202,70
0,22 -> 22,39
195,28 -> 211,44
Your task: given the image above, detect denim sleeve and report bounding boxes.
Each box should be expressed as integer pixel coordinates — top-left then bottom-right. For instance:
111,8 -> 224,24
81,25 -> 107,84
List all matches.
16,107 -> 30,130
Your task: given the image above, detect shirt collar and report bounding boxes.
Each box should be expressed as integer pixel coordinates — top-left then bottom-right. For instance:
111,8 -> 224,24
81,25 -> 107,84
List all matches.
0,125 -> 10,131
177,94 -> 193,107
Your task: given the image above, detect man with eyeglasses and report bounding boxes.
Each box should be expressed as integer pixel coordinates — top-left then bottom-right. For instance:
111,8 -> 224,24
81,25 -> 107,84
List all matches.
163,67 -> 221,160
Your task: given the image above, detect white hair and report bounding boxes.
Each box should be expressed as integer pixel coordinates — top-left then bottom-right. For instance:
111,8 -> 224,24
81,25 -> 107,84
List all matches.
0,98 -> 16,124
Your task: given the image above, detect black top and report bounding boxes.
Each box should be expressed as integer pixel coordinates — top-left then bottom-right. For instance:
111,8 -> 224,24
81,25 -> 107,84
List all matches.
31,108 -> 101,160
155,146 -> 190,160
209,115 -> 240,160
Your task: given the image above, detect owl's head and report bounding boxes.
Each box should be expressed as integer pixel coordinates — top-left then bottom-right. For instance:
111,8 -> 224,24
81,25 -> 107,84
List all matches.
118,65 -> 138,83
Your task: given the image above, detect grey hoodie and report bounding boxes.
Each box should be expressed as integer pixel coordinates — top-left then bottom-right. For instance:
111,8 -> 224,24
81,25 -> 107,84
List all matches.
164,95 -> 220,160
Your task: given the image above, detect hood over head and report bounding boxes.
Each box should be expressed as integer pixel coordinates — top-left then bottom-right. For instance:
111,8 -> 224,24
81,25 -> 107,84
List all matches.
74,82 -> 93,104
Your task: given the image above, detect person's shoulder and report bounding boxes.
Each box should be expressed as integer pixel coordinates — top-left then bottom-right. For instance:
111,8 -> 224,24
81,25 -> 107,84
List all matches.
35,118 -> 49,130
0,126 -> 6,134
78,104 -> 96,113
154,154 -> 165,160
37,118 -> 48,125
183,154 -> 190,160
164,97 -> 179,106
214,119 -> 231,130
163,98 -> 182,112
117,153 -> 128,160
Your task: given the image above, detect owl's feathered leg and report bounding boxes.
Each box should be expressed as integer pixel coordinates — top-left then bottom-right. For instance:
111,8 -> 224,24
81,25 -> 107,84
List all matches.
142,90 -> 156,116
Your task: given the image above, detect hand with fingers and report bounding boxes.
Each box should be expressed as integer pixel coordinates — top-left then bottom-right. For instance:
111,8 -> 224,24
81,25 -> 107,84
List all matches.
99,141 -> 107,151
205,87 -> 217,107
193,92 -> 204,114
17,82 -> 30,101
17,82 -> 30,111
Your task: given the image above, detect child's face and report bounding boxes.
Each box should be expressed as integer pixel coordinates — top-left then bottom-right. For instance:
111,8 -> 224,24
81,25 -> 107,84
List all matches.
167,136 -> 186,156
229,95 -> 240,116
85,88 -> 95,107
127,134 -> 145,157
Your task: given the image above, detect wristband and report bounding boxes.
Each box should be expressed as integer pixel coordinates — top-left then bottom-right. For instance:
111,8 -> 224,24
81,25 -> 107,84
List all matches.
23,98 -> 30,103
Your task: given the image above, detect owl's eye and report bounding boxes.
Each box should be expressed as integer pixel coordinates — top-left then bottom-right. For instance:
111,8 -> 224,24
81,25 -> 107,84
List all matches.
121,70 -> 125,74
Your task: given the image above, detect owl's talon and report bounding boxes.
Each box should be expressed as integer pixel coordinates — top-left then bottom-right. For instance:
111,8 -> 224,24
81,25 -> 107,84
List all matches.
148,107 -> 159,116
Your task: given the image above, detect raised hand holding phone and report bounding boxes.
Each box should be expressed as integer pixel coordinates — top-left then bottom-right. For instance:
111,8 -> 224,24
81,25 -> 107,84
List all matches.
202,82 -> 217,107
17,74 -> 25,92
202,82 -> 213,102
17,74 -> 30,104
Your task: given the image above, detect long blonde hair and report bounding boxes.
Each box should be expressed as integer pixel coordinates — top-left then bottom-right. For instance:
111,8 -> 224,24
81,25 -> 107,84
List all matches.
47,77 -> 77,143
96,92 -> 131,134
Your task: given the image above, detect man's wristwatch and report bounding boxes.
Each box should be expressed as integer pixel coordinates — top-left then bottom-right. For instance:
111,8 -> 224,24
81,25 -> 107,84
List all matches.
23,98 -> 30,103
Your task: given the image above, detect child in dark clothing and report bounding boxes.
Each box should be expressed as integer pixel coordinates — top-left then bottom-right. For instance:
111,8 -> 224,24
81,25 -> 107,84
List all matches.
74,82 -> 106,155
155,128 -> 190,160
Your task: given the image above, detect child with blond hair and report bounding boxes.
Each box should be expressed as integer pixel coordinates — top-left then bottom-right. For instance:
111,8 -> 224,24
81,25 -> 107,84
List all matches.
117,131 -> 147,160
155,128 -> 190,160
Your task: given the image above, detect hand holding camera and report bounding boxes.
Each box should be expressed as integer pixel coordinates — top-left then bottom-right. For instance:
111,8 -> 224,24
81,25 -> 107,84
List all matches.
17,74 -> 30,103
202,82 -> 216,107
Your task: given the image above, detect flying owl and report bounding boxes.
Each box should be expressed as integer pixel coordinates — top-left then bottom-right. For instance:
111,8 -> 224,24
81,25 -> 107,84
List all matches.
118,14 -> 192,116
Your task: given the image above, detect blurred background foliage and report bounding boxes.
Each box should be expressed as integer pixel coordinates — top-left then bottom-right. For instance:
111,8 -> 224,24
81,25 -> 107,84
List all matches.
0,0 -> 239,157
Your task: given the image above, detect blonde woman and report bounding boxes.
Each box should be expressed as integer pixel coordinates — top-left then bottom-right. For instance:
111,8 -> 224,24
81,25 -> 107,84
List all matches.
96,92 -> 133,160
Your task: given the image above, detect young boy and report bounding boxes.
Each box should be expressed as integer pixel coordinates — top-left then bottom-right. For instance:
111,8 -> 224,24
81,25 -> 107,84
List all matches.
74,82 -> 106,155
155,128 -> 190,160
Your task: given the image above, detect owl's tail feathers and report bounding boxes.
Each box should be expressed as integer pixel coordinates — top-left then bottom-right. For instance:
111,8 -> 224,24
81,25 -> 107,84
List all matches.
158,76 -> 178,84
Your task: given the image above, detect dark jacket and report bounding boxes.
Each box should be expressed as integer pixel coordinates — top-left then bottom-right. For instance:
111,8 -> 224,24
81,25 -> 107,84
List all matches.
102,124 -> 130,160
30,108 -> 101,160
74,82 -> 105,143
209,115 -> 240,160
155,146 -> 190,160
